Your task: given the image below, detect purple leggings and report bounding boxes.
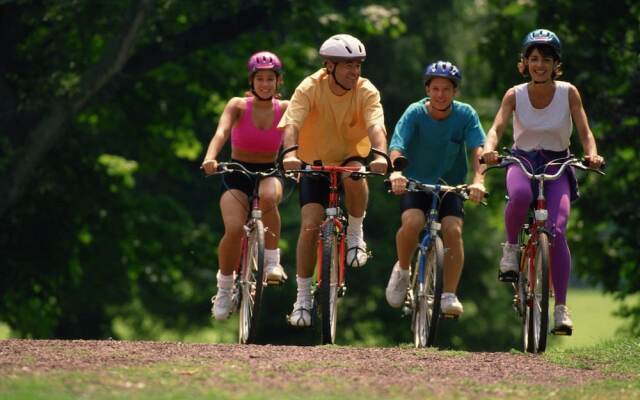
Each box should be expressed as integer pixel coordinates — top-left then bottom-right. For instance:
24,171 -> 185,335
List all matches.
505,164 -> 571,305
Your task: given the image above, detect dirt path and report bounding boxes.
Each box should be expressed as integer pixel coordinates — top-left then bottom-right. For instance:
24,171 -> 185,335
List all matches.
0,339 -> 612,397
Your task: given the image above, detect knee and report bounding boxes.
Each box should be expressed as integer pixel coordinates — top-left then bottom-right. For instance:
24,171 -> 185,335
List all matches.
260,194 -> 280,211
442,224 -> 462,242
401,219 -> 424,236
224,220 -> 245,238
508,187 -> 532,206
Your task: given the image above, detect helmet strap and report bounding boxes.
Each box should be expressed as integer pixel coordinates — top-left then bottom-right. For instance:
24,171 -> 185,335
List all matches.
330,63 -> 352,92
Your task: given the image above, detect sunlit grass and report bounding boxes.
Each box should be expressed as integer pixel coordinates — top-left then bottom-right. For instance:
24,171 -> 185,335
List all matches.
547,287 -> 634,349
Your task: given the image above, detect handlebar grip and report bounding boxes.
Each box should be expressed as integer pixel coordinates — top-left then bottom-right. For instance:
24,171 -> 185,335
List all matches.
479,156 -> 502,165
277,145 -> 299,169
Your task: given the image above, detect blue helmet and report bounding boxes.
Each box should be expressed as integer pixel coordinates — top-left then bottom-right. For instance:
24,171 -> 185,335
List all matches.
522,29 -> 562,59
423,61 -> 462,87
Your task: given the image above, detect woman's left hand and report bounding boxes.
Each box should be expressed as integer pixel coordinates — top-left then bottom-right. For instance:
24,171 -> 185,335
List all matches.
584,154 -> 605,169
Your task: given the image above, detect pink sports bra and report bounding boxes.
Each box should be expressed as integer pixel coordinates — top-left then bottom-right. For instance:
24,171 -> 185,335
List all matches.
231,97 -> 284,153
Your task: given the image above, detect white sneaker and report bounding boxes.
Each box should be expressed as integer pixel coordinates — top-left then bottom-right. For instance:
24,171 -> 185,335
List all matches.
441,293 -> 463,316
499,243 -> 520,274
553,304 -> 574,333
346,233 -> 369,268
265,263 -> 287,284
288,297 -> 313,327
211,288 -> 235,320
385,262 -> 410,308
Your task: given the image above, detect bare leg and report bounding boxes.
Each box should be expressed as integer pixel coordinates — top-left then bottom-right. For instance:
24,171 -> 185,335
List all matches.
396,209 -> 425,269
296,203 -> 325,278
218,190 -> 250,275
258,176 -> 283,250
441,216 -> 464,293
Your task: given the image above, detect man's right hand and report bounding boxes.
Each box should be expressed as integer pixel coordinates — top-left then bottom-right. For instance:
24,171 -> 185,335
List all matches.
282,156 -> 302,171
389,171 -> 408,195
481,150 -> 500,165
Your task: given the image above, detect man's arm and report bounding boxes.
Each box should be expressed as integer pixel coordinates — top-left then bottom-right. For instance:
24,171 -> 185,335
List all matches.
281,124 -> 302,170
367,124 -> 388,173
467,146 -> 486,204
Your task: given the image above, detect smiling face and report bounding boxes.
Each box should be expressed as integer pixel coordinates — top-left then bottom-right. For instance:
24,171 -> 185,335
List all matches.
251,70 -> 279,98
327,60 -> 362,90
425,77 -> 456,110
524,48 -> 558,82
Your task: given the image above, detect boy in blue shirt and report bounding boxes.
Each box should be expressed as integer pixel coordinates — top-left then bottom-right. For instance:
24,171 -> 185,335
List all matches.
385,61 -> 486,317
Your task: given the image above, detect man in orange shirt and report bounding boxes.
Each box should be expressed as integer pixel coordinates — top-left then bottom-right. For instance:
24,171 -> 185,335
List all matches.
279,34 -> 388,327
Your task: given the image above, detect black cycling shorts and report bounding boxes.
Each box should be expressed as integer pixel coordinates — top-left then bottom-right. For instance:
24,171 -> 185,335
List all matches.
400,190 -> 464,219
298,158 -> 367,208
220,159 -> 282,198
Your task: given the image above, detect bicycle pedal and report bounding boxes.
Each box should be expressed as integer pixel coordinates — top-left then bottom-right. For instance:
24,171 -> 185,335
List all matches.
266,278 -> 285,286
498,271 -> 518,283
550,326 -> 573,336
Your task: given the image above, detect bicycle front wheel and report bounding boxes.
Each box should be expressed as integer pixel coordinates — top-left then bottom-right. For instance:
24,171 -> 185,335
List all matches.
523,232 -> 550,353
238,219 -> 265,344
319,221 -> 339,345
412,235 -> 444,348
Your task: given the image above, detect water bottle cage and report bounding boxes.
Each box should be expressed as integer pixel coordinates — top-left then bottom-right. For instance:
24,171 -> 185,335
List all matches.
534,209 -> 548,221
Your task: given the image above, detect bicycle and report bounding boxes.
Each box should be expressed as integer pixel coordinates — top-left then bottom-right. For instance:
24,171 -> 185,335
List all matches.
386,158 -> 487,347
280,146 -> 391,344
483,151 -> 604,353
209,162 -> 284,344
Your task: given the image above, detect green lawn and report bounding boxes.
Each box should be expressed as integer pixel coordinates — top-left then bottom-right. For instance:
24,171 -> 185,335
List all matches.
547,287 -> 632,349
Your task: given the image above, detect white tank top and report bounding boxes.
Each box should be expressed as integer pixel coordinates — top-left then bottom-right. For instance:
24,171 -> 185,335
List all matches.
513,81 -> 573,151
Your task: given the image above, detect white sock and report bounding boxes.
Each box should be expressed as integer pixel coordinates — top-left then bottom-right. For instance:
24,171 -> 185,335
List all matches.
216,270 -> 234,290
265,248 -> 280,265
394,262 -> 410,277
347,213 -> 365,236
296,276 -> 313,301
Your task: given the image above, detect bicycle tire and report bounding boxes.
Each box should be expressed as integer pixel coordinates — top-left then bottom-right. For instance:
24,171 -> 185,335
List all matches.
412,235 -> 444,348
319,221 -> 339,345
523,232 -> 550,353
238,219 -> 265,344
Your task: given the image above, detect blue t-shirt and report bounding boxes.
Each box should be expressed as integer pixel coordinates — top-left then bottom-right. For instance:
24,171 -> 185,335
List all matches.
389,98 -> 485,185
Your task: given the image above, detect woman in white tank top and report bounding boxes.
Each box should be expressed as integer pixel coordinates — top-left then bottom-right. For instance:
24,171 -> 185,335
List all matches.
481,29 -> 604,335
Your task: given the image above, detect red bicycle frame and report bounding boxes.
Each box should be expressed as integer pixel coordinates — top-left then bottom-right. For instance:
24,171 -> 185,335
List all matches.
311,165 -> 362,290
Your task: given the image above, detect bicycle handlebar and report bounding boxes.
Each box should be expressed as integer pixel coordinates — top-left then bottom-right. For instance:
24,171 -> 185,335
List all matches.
383,178 -> 489,201
212,162 -> 282,179
277,145 -> 393,175
481,153 -> 605,181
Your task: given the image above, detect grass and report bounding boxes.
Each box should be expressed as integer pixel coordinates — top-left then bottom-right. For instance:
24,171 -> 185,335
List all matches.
547,287 -> 632,349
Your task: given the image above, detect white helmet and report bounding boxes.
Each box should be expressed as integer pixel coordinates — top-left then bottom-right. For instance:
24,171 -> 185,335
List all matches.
319,34 -> 366,61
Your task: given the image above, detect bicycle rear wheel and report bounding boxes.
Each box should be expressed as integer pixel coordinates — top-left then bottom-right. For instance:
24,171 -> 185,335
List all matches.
319,221 -> 339,345
238,219 -> 265,344
523,232 -> 549,353
412,235 -> 444,348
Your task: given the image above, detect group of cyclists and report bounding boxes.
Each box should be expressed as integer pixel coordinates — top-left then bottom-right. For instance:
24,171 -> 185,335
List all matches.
201,29 -> 604,337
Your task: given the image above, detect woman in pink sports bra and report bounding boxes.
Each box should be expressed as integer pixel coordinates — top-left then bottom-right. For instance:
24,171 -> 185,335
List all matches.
201,51 -> 289,321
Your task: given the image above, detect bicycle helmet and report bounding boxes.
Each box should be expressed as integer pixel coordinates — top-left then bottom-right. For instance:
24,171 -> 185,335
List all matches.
247,51 -> 283,76
319,34 -> 366,62
522,29 -> 562,59
423,61 -> 462,87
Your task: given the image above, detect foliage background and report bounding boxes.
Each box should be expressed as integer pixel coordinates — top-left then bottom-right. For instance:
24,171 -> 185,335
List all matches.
1,0 -> 637,345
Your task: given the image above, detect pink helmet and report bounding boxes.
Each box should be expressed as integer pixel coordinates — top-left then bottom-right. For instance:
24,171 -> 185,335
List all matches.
247,51 -> 283,76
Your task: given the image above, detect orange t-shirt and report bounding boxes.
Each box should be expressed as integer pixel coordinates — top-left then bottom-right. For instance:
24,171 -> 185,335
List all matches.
277,69 -> 385,165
